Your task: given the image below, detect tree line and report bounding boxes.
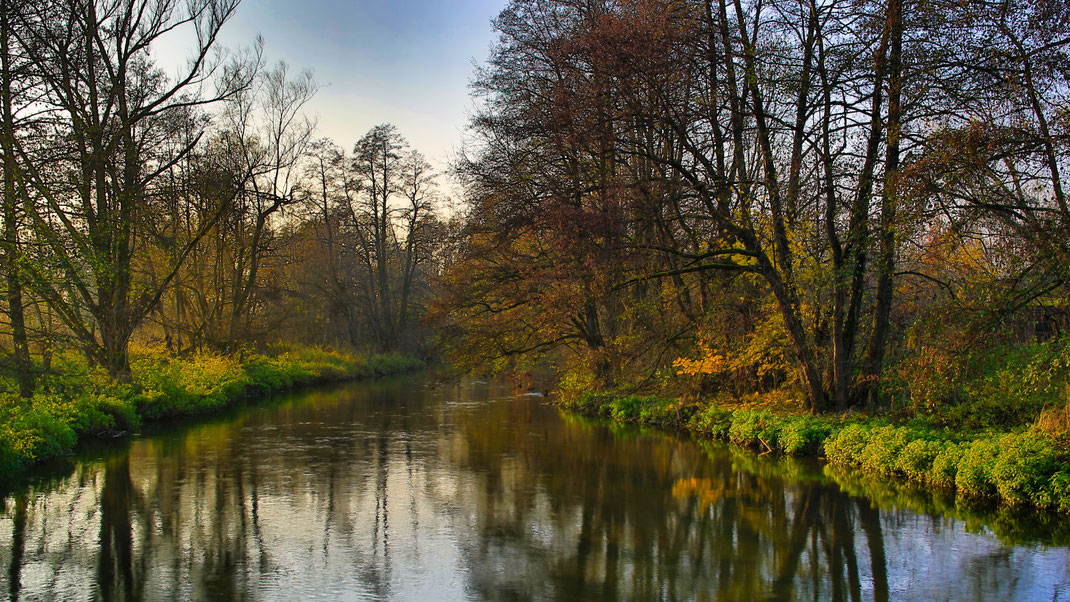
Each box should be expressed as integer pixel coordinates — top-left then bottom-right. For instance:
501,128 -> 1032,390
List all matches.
437,0 -> 1070,413
0,0 -> 447,393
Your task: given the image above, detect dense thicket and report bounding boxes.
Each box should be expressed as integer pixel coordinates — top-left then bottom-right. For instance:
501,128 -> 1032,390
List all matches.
438,0 -> 1070,416
0,0 -> 446,394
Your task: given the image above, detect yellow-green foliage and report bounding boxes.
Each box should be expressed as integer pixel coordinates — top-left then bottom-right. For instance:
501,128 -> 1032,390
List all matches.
779,416 -> 833,455
572,392 -> 694,426
727,409 -> 783,449
0,347 -> 424,479
0,401 -> 77,476
989,432 -> 1063,508
899,339 -> 1070,430
822,423 -> 871,467
955,438 -> 1003,498
565,391 -> 1070,514
687,404 -> 734,438
134,351 -> 252,418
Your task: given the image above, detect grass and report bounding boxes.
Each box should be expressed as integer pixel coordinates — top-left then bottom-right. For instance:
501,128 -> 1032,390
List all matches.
0,346 -> 424,479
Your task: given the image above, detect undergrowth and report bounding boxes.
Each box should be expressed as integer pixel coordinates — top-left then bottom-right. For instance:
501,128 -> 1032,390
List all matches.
0,347 -> 424,478
561,390 -> 1070,514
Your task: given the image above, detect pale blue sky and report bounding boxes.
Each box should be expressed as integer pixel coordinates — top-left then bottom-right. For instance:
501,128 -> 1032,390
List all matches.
157,0 -> 506,185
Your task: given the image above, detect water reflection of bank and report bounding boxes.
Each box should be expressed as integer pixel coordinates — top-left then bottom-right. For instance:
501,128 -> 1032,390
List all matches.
1,376 -> 1067,600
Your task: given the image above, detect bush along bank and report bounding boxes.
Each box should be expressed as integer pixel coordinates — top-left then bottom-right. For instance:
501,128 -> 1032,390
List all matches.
561,392 -> 1070,515
0,347 -> 425,479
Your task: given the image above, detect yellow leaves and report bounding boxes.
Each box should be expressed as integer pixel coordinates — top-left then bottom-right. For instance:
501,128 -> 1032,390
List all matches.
673,342 -> 729,375
674,333 -> 787,380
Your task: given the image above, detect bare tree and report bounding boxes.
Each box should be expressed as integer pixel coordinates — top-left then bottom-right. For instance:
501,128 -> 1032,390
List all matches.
220,61 -> 317,348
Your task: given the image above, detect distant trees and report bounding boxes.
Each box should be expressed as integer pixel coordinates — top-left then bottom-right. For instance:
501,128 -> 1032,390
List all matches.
440,0 -> 1070,411
0,0 -> 446,390
141,117 -> 448,356
295,125 -> 444,353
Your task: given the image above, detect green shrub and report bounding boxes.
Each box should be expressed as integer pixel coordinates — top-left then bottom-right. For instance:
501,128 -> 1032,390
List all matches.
0,428 -> 20,475
636,397 -> 685,425
575,392 -> 607,412
605,396 -> 643,421
365,352 -> 424,377
688,404 -> 734,438
728,409 -> 782,450
989,432 -> 1062,508
779,416 -> 833,455
929,442 -> 964,489
1,404 -> 79,467
73,392 -> 140,433
896,438 -> 943,482
1048,471 -> 1070,514
956,438 -> 1002,498
243,358 -> 289,394
859,426 -> 912,476
823,423 -> 871,467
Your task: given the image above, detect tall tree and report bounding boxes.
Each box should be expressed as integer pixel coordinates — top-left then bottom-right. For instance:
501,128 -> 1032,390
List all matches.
347,124 -> 442,352
0,0 -> 33,395
13,0 -> 256,379
444,0 -> 1070,410
220,61 -> 317,348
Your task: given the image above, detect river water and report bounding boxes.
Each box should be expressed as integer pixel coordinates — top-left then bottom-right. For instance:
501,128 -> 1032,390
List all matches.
1,373 -> 1068,600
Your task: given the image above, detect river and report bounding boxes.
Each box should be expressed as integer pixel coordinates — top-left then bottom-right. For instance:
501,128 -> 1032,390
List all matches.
1,373 -> 1068,600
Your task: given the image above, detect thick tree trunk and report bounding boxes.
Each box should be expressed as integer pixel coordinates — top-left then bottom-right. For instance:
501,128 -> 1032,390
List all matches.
100,316 -> 132,382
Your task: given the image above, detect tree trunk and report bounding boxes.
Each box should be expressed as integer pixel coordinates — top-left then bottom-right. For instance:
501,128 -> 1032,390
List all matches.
0,2 -> 33,396
862,0 -> 904,406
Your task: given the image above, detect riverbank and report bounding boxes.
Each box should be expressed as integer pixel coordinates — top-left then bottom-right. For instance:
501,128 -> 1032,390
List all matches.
559,392 -> 1070,515
0,347 -> 425,478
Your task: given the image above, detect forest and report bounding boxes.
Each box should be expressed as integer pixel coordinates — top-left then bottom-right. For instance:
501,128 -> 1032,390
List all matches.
2,0 -> 1070,512
433,0 -> 1070,509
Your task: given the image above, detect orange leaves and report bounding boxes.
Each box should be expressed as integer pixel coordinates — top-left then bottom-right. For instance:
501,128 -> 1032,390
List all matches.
673,342 -> 729,375
671,477 -> 727,508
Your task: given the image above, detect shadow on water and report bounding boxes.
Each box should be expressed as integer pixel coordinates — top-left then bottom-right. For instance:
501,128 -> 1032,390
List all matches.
1,373 -> 1068,600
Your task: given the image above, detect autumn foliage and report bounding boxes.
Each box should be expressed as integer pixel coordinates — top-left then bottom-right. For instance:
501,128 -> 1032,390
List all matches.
437,0 -> 1070,421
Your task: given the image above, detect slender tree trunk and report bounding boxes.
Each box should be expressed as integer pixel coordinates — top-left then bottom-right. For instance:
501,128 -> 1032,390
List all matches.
375,187 -> 395,351
0,3 -> 32,396
863,0 -> 904,406
843,10 -> 894,374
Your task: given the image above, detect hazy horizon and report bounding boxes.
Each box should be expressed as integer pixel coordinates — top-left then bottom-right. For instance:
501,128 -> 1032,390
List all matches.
153,0 -> 508,198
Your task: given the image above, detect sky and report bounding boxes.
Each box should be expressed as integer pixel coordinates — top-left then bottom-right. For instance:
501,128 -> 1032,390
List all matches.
154,0 -> 508,193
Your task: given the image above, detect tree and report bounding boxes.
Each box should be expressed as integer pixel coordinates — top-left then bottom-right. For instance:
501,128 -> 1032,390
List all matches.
13,0 -> 256,379
345,124 -> 443,352
219,61 -> 317,348
0,0 -> 34,395
444,0 -> 1070,411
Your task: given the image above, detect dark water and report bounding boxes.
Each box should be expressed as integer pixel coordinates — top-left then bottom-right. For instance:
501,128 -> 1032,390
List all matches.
1,374 -> 1068,601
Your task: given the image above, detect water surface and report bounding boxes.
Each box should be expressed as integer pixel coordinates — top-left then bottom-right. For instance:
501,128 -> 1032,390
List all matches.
2,374 -> 1068,600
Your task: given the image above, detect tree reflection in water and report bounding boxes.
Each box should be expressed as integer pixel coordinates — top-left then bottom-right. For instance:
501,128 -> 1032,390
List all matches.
1,375 -> 1067,600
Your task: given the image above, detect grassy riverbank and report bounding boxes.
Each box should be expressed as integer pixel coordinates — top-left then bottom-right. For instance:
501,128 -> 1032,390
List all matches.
559,391 -> 1070,515
0,347 -> 424,478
